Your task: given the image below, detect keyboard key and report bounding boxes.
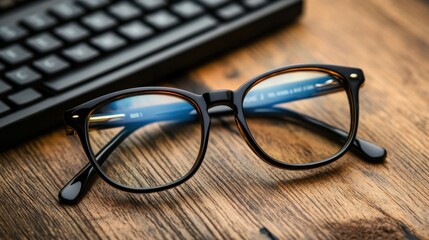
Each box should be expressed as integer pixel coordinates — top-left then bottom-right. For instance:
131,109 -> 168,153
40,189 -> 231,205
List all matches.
34,55 -> 69,74
0,79 -> 12,95
8,88 -> 42,106
0,63 -> 4,72
172,1 -> 204,19
91,32 -> 126,51
54,22 -> 89,42
0,101 -> 10,115
5,66 -> 41,85
118,21 -> 153,40
63,43 -> 99,62
26,33 -> 63,53
109,2 -> 142,21
50,2 -> 85,20
134,0 -> 166,11
197,0 -> 229,8
22,13 -> 57,31
0,45 -> 33,65
243,0 -> 267,9
82,11 -> 117,32
45,16 -> 218,92
217,4 -> 244,20
0,24 -> 28,42
146,10 -> 180,30
79,0 -> 110,9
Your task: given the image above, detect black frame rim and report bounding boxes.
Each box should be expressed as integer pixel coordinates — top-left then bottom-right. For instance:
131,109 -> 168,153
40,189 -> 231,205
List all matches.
236,65 -> 360,169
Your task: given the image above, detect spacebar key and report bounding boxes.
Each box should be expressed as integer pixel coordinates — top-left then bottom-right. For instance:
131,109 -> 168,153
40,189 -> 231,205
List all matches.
44,16 -> 218,92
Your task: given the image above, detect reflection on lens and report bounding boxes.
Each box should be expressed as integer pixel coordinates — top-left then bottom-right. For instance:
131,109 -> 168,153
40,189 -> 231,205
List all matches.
243,71 -> 351,164
88,94 -> 202,188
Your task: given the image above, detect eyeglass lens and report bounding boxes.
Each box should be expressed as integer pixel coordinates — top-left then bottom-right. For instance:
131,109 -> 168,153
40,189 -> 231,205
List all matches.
87,94 -> 202,188
243,70 -> 351,164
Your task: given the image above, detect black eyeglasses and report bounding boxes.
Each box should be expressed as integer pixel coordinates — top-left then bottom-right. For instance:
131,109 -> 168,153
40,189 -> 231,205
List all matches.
59,64 -> 387,204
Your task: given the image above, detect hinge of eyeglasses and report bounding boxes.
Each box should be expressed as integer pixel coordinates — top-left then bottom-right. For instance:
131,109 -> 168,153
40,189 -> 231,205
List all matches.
65,125 -> 76,136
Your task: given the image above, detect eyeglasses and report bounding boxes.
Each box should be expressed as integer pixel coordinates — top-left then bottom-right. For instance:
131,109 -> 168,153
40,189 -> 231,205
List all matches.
59,64 -> 387,204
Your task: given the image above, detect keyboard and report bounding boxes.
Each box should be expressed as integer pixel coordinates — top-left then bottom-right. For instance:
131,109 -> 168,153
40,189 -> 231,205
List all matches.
0,0 -> 303,150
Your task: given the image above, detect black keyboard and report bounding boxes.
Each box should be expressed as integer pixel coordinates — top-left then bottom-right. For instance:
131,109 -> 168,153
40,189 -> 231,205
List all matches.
0,0 -> 302,150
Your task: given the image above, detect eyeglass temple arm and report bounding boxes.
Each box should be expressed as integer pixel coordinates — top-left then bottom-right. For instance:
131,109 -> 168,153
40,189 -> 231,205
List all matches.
59,109 -> 386,205
59,126 -> 137,204
240,107 -> 387,162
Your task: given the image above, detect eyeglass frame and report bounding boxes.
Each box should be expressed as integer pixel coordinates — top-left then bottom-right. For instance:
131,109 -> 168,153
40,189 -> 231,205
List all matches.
60,64 -> 387,204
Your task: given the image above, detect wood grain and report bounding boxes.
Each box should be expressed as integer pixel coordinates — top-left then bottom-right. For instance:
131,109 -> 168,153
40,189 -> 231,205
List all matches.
1,0 -> 429,239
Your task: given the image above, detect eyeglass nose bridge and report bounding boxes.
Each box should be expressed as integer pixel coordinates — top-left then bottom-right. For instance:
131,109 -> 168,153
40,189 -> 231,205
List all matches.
202,90 -> 235,109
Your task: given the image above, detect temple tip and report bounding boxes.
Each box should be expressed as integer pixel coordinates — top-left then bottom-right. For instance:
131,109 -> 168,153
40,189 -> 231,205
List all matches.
354,138 -> 387,163
58,163 -> 95,204
59,181 -> 84,204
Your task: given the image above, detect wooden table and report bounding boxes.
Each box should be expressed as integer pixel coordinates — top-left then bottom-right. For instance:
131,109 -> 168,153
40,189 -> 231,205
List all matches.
1,0 -> 428,239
